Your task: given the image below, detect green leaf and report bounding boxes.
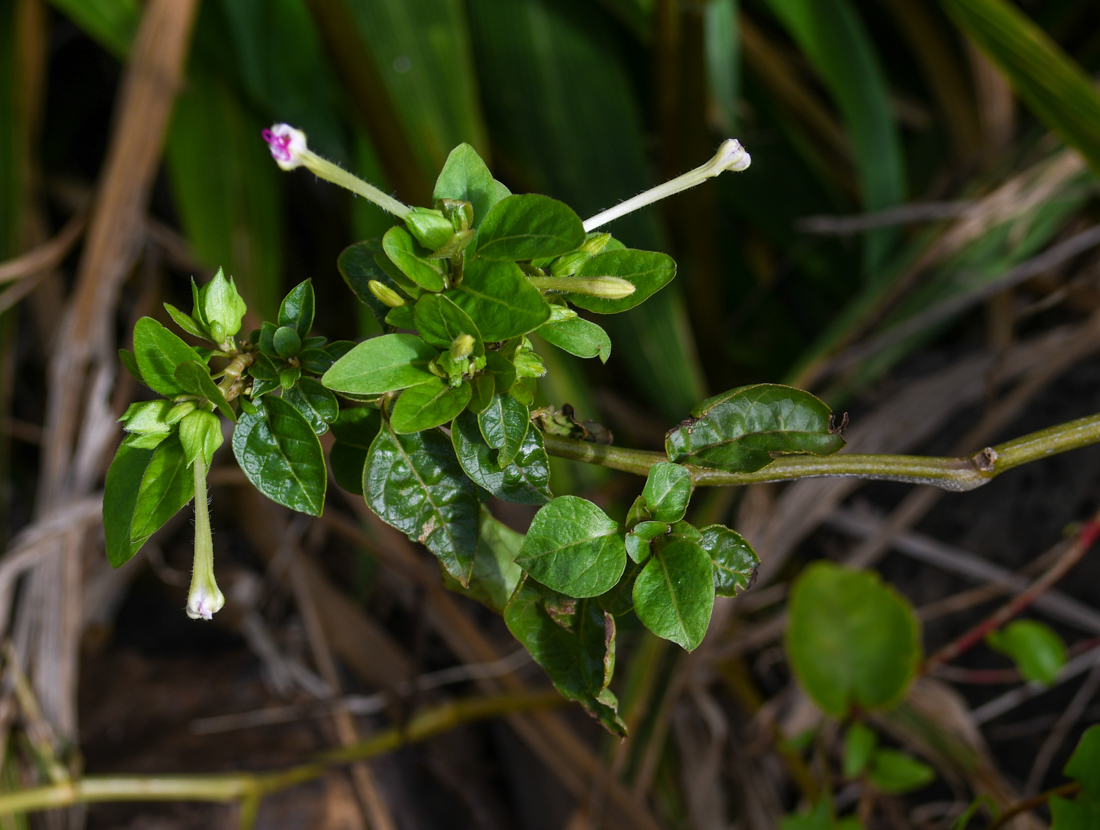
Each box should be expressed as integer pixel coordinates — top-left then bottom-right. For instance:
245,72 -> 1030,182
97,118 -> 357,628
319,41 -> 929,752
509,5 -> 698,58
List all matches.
164,302 -> 207,340
1064,725 -> 1100,801
446,258 -> 551,342
632,538 -> 715,651
786,562 -> 921,718
104,434 -> 195,568
390,378 -> 472,434
232,396 -> 327,516
329,407 -> 381,496
282,377 -> 340,435
986,619 -> 1067,686
273,326 -> 302,359
699,525 -> 759,597
504,578 -> 625,734
278,279 -> 315,338
779,800 -> 832,830
867,750 -> 935,794
119,400 -> 176,435
484,350 -> 517,394
433,143 -> 511,230
640,462 -> 692,523
132,317 -> 206,397
364,425 -> 480,584
382,225 -> 447,292
451,411 -> 551,505
177,409 -> 223,469
173,361 -> 235,422
337,240 -> 406,325
625,521 -> 668,564
516,496 -> 625,597
49,0 -> 138,59
323,334 -> 439,396
843,722 -> 878,778
1051,795 -> 1100,830
563,250 -> 676,315
538,316 -> 611,363
467,372 -> 495,414
442,507 -> 525,613
941,0 -> 1100,180
477,393 -> 530,467
666,384 -> 846,472
475,194 -> 585,261
118,348 -> 142,383
413,293 -> 484,354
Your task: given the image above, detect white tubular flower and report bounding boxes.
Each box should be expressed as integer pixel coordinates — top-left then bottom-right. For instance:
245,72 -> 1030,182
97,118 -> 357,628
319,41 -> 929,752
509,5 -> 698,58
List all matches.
263,123 -> 412,219
582,139 -> 751,232
186,457 -> 225,621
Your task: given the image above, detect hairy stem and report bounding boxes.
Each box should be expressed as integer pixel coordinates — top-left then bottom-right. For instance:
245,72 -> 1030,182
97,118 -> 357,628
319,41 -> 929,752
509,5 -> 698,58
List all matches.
541,411 -> 1100,491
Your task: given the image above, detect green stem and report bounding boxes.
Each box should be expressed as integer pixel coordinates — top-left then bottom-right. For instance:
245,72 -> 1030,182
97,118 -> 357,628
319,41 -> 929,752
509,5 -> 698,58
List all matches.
541,411 -> 1100,490
0,691 -> 561,816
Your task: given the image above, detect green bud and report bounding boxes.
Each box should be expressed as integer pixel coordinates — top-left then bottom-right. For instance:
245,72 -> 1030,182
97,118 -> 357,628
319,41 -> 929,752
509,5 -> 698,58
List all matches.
439,199 -> 474,231
526,275 -> 636,299
404,207 -> 455,251
165,401 -> 197,425
369,279 -> 406,308
547,304 -> 578,323
178,409 -> 223,469
273,326 -> 302,359
186,457 -> 224,621
428,228 -> 475,259
550,251 -> 591,278
450,333 -> 475,362
580,233 -> 612,256
197,268 -> 247,342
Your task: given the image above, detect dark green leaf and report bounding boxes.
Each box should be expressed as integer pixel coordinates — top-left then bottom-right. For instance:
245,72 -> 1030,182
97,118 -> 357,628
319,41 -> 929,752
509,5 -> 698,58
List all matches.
328,407 -> 381,496
625,521 -> 668,564
1050,795 -> 1100,830
278,279 -> 315,338
843,722 -> 878,778
337,240 -> 405,325
413,293 -> 484,354
273,325 -> 302,359
232,396 -> 326,516
323,333 -> 439,395
132,317 -> 206,397
475,194 -> 585,261
1065,725 -> 1100,801
666,384 -> 846,472
433,143 -> 511,230
442,507 -> 525,613
390,378 -> 472,434
640,462 -> 692,523
563,249 -> 676,314
504,578 -> 625,734
868,750 -> 935,794
699,525 -> 758,597
516,496 -> 625,597
467,372 -> 495,414
538,315 -> 611,362
451,411 -> 551,505
174,362 -> 235,422
484,350 -> 517,393
119,348 -> 142,383
786,562 -> 921,717
364,425 -> 480,583
104,438 -> 154,568
478,393 -> 530,467
447,258 -> 551,341
282,377 -> 340,435
382,225 -> 447,292
632,538 -> 715,651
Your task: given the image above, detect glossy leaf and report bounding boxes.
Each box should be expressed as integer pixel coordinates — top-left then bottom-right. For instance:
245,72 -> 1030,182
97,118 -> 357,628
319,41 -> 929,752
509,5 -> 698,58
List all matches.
516,496 -> 625,597
174,362 -> 235,422
328,407 -> 381,496
451,411 -> 551,505
390,378 -> 472,434
433,143 -> 511,230
632,538 -> 715,651
699,525 -> 759,597
337,240 -> 406,325
467,372 -> 495,414
273,326 -> 302,359
283,377 -> 339,435
364,425 -> 480,584
232,396 -> 326,516
382,225 -> 447,292
640,462 -> 692,523
475,194 -> 585,261
478,393 -> 530,467
132,317 -> 205,397
323,333 -> 439,395
446,258 -> 551,341
413,293 -> 484,354
278,279 -> 315,338
504,578 -> 625,734
563,249 -> 676,315
666,384 -> 845,472
786,562 -> 921,717
538,316 -> 611,363
443,507 -> 525,613
625,521 -> 668,564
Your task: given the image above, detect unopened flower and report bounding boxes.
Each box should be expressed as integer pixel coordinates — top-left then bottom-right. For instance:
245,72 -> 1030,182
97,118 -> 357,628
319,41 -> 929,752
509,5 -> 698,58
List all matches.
263,123 -> 411,219
186,458 -> 225,621
583,139 -> 751,232
527,275 -> 636,300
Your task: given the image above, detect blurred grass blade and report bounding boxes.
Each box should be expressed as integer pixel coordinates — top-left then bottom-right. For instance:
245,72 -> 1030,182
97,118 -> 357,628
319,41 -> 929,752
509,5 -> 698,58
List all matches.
941,0 -> 1100,178
47,0 -> 139,59
344,0 -> 489,177
763,0 -> 906,279
469,0 -> 706,420
704,0 -> 739,135
165,73 -> 284,320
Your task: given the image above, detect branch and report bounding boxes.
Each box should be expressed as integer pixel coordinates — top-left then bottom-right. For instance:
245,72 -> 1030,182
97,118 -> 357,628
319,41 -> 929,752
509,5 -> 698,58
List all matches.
0,690 -> 561,816
541,411 -> 1100,491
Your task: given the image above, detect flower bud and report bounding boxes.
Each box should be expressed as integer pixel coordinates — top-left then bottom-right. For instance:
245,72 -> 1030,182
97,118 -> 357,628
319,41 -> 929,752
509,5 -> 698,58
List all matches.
186,458 -> 225,621
439,199 -> 474,232
405,207 -> 455,251
450,333 -> 475,362
197,268 -> 247,342
550,251 -> 590,278
369,280 -> 406,308
527,275 -> 636,299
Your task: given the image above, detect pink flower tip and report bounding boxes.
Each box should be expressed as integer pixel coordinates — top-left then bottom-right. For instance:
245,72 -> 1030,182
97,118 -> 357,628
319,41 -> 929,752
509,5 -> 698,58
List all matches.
263,123 -> 308,171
